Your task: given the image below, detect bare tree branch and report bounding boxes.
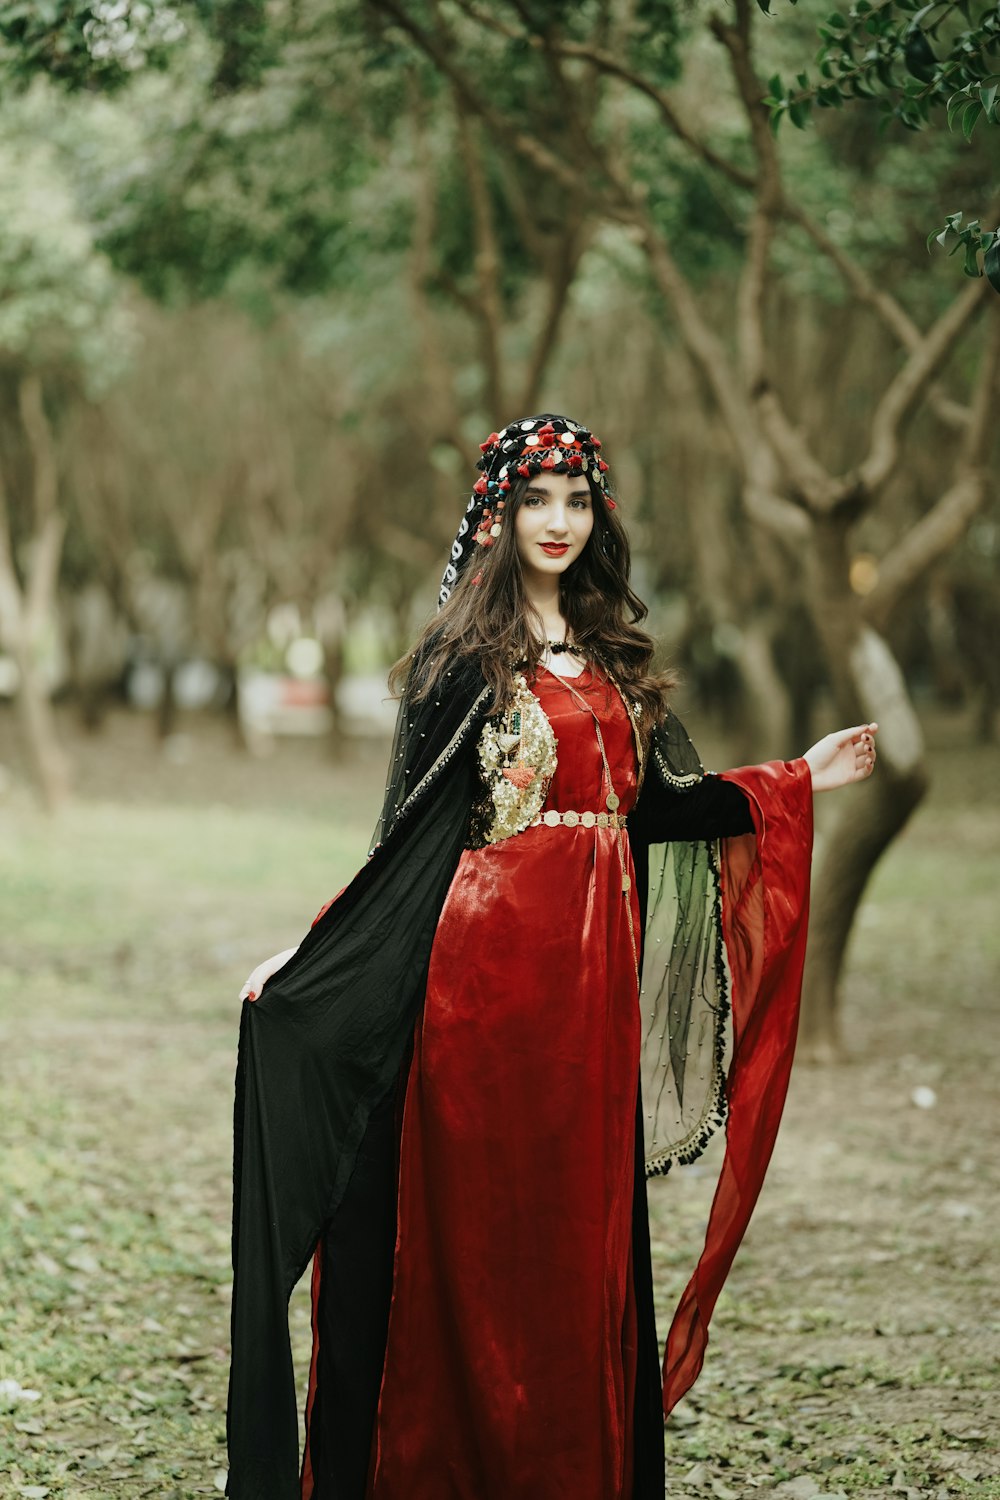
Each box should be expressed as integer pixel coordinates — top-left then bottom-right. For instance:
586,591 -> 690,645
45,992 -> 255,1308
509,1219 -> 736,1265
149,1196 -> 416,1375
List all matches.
18,375 -> 66,632
864,305 -> 1000,628
447,0 -> 983,458
706,4 -> 855,515
18,375 -> 58,523
494,153 -> 549,264
855,277 -> 989,497
0,453 -> 22,645
379,0 -> 756,453
453,107 -> 507,415
373,0 -> 596,196
449,0 -> 756,192
638,222 -> 753,463
781,204 -> 972,432
518,213 -> 588,413
712,2 -> 782,402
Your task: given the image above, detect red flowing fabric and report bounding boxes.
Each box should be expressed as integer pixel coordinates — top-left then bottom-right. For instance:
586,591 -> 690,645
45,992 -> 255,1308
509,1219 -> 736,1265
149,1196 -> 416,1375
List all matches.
297,707 -> 814,1488
662,759 -> 813,1413
367,665 -> 644,1500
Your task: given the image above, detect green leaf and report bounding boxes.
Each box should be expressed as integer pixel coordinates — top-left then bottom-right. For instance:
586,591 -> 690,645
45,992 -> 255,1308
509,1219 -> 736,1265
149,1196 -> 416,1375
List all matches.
984,235 -> 1000,294
903,28 -> 938,81
947,89 -> 971,129
788,99 -> 811,126
817,83 -> 845,104
756,0 -> 772,14
768,72 -> 783,97
962,98 -> 982,139
979,82 -> 998,115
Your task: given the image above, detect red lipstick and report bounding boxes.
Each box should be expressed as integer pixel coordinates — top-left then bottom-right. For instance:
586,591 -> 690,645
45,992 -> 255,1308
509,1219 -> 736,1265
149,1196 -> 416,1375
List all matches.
540,543 -> 570,556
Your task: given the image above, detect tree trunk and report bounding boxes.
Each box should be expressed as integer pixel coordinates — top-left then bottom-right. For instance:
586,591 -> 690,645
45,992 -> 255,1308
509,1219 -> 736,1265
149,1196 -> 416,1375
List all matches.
685,475 -> 794,761
14,643 -> 71,812
975,682 -> 996,745
219,661 -> 249,749
157,659 -> 180,741
0,376 -> 71,811
733,619 -> 794,763
800,759 -> 926,1057
323,633 -> 346,763
801,513 -> 931,1053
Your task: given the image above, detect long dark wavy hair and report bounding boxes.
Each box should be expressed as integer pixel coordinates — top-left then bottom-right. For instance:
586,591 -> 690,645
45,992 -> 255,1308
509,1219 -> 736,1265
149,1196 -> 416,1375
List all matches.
389,471 -> 677,734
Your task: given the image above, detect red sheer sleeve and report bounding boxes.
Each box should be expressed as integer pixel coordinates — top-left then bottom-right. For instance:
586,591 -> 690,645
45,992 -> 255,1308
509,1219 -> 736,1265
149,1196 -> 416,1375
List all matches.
663,757 -> 813,1412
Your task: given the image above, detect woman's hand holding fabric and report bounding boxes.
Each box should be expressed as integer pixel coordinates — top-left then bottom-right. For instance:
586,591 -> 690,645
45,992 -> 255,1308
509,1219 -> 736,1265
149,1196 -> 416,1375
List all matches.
803,723 -> 878,792
239,946 -> 299,1002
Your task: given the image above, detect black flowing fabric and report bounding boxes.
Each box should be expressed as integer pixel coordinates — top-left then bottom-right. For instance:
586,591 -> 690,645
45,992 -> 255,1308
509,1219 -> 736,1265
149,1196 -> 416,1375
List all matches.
226,659 -> 766,1500
227,659 -> 490,1499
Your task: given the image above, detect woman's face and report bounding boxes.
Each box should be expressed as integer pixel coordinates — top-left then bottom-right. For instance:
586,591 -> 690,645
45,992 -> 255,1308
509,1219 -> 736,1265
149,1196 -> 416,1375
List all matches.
513,472 -> 595,585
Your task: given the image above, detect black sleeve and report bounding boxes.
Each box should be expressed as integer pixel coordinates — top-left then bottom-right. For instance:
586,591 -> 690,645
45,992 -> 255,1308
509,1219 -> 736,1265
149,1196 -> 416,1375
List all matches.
630,770 -> 755,844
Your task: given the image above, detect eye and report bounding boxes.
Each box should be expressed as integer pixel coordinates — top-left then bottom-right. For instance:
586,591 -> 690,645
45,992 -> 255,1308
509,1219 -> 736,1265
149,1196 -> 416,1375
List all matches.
523,495 -> 544,507
569,498 -> 590,510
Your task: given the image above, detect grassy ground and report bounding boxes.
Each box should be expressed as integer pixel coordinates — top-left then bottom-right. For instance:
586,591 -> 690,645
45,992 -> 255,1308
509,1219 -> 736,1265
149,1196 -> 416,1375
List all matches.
0,704 -> 997,1500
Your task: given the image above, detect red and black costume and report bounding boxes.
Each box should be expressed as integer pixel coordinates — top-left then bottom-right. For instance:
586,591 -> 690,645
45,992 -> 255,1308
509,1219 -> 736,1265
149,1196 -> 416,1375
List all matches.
226,658 -> 812,1499
225,417 -> 814,1499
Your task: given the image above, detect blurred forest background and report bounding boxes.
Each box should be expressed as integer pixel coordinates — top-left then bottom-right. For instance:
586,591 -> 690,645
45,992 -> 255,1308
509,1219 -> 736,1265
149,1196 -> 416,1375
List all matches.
1,3 -> 998,1498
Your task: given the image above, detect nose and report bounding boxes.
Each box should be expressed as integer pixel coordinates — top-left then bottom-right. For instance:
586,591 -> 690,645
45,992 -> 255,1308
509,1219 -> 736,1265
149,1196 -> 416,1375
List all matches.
545,503 -> 570,536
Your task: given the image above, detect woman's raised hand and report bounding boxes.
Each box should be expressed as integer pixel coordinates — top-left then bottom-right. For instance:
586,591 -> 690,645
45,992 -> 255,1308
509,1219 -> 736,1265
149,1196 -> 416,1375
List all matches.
239,946 -> 299,1002
803,723 -> 878,793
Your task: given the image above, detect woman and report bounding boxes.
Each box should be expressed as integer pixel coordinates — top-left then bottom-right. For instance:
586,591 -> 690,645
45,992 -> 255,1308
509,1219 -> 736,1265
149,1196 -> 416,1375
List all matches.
226,414 -> 876,1500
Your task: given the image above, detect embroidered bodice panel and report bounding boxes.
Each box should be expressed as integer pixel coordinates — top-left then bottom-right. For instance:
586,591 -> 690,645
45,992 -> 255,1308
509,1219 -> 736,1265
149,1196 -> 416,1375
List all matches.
468,664 -> 640,847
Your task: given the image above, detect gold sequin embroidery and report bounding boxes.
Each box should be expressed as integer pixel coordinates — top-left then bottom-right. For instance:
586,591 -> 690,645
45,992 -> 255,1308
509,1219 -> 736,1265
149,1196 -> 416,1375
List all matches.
472,673 -> 558,845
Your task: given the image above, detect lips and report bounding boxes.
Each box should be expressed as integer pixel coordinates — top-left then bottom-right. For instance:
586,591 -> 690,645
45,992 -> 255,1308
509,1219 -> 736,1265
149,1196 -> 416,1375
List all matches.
539,543 -> 570,556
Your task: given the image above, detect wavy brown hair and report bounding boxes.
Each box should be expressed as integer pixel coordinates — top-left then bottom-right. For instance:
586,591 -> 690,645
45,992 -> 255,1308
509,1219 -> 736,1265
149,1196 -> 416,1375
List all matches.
389,472 -> 677,734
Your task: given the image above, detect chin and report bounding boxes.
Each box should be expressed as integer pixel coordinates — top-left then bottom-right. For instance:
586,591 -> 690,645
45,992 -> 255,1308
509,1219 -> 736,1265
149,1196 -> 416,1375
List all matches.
525,557 -> 575,580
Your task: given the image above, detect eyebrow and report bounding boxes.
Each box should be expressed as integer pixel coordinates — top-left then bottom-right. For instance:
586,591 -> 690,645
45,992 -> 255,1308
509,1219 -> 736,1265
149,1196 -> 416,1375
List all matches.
524,483 -> 592,498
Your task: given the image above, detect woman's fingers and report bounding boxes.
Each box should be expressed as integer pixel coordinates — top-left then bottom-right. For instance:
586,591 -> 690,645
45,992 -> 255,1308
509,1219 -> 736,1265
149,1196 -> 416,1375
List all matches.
856,723 -> 877,777
838,721 -> 878,748
838,722 -> 878,778
239,963 -> 265,1001
238,946 -> 298,1002
807,723 -> 878,790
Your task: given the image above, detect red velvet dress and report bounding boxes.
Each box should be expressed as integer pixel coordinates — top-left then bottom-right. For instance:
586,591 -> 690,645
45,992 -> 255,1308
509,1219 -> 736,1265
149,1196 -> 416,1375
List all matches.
366,663 -> 644,1500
